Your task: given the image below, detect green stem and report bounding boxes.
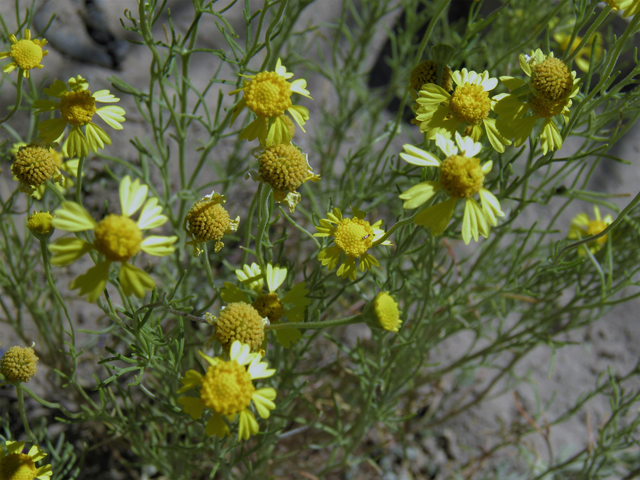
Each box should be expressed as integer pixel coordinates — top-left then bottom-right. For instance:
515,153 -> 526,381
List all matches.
0,71 -> 24,125
265,315 -> 362,331
372,212 -> 417,246
44,180 -> 66,204
413,0 -> 451,66
75,156 -> 85,204
202,244 -> 215,289
39,238 -> 75,342
16,386 -> 37,442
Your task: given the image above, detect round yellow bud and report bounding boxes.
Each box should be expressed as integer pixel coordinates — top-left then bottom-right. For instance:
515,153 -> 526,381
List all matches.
214,302 -> 266,353
0,346 -> 38,383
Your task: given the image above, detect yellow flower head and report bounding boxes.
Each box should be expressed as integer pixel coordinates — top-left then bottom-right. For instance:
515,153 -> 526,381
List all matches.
398,132 -> 504,244
314,206 -> 392,280
49,176 -> 177,302
183,191 -> 240,256
553,32 -> 603,73
0,345 -> 38,384
518,50 -> 579,102
27,211 -> 55,239
415,69 -> 511,153
11,143 -> 63,196
229,58 -> 312,146
604,0 -> 640,17
221,263 -> 311,348
33,75 -> 126,158
247,144 -> 320,213
494,52 -> 580,155
0,441 -> 52,480
568,205 -> 614,255
409,60 -> 453,93
10,141 -> 81,200
0,29 -> 48,78
364,292 -> 402,333
210,302 -> 268,353
176,341 -> 277,440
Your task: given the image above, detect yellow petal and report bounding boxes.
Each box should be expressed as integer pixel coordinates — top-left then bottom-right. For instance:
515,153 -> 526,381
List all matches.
49,238 -> 94,266
414,197 -> 457,237
265,263 -> 287,292
237,409 -> 259,440
119,262 -> 155,298
140,236 -> 177,256
177,397 -> 205,420
399,181 -> 440,209
119,176 -> 148,217
252,387 -> 277,418
220,282 -> 250,303
70,261 -> 111,302
52,202 -> 97,232
137,197 -> 167,229
177,369 -> 203,393
205,413 -> 230,437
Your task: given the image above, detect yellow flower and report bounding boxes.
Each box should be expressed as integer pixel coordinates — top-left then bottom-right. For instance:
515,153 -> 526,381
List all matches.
34,75 -> 125,158
229,58 -> 312,146
553,32 -> 603,73
415,68 -> 511,153
10,143 -> 63,196
409,60 -> 453,95
604,0 -> 640,17
49,176 -> 177,302
568,205 -> 613,255
0,29 -> 48,78
176,341 -> 277,441
398,133 -> 504,244
221,263 -> 310,348
246,144 -> 320,213
518,49 -> 579,102
10,141 -> 81,200
314,206 -> 392,281
0,441 -> 52,480
183,191 -> 240,256
0,345 -> 38,384
364,292 -> 402,333
209,302 -> 268,354
27,211 -> 55,239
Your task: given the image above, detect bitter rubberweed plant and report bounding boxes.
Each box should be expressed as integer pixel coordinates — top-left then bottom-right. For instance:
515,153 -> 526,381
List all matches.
1,0 -> 640,478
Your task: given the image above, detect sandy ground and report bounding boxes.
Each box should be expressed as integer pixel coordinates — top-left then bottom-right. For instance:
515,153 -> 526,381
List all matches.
1,1 -> 640,478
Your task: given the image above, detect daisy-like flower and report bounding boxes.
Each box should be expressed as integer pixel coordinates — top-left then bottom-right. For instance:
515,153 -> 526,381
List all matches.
568,205 -> 613,255
33,75 -> 125,158
605,0 -> 640,17
415,68 -> 511,153
494,50 -> 580,154
398,133 -> 504,244
208,302 -> 268,354
221,263 -> 310,348
314,206 -> 392,281
0,441 -> 52,480
176,340 -> 277,440
49,176 -> 177,302
10,141 -> 80,200
229,58 -> 312,146
0,29 -> 48,78
183,191 -> 240,256
246,144 -> 320,213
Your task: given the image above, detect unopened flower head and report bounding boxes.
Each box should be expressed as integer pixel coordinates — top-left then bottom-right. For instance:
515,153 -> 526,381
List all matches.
0,29 -> 48,78
49,176 -> 177,302
229,58 -> 312,146
364,292 -> 402,332
518,50 -> 579,102
11,143 -> 63,196
314,206 -> 392,281
415,68 -> 511,153
398,133 -> 504,244
221,263 -> 310,348
211,302 -> 268,353
568,205 -> 614,255
34,75 -> 126,158
183,191 -> 240,256
176,341 -> 277,440
0,345 -> 38,384
409,60 -> 453,93
27,211 -> 55,239
247,144 -> 320,213
0,441 -> 52,480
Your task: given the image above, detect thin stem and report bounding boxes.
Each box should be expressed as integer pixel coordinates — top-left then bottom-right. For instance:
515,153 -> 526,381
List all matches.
265,315 -> 362,331
0,71 -> 24,124
16,386 -> 37,443
75,156 -> 85,204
